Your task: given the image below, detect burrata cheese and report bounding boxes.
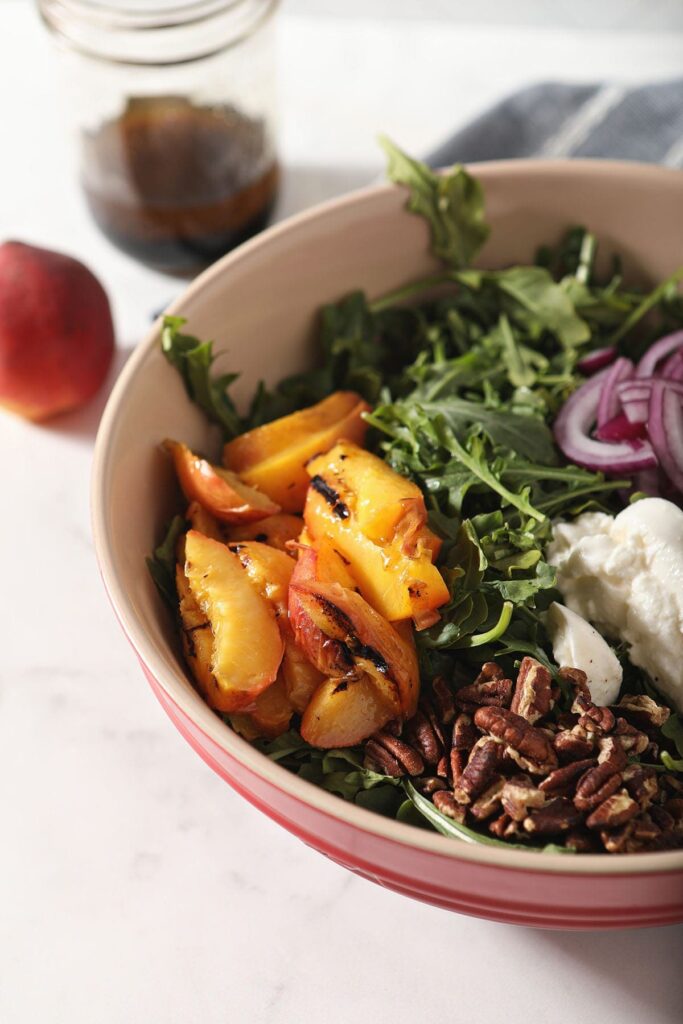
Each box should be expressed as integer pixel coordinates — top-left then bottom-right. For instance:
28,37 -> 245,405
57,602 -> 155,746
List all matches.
547,497 -> 683,713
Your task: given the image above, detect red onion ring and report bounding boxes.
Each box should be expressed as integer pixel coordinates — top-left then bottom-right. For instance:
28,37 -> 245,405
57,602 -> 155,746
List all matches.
636,329 -> 683,378
554,373 -> 657,473
596,357 -> 633,428
647,380 -> 683,491
577,346 -> 617,375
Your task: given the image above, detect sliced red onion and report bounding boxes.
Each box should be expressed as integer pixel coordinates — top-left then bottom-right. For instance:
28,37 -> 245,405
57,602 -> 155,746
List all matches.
618,381 -> 651,425
636,329 -> 683,378
596,357 -> 633,428
647,380 -> 683,491
577,345 -> 617,375
554,373 -> 657,473
595,413 -> 646,442
663,349 -> 683,381
618,376 -> 683,424
617,380 -> 653,401
621,398 -> 649,425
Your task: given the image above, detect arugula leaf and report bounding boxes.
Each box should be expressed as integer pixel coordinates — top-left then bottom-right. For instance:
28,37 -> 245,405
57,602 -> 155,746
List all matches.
491,266 -> 591,348
379,135 -> 490,268
256,731 -> 403,816
662,714 -> 683,760
609,267 -> 683,345
146,515 -> 186,608
497,314 -> 537,388
661,752 -> 683,773
161,316 -> 242,438
370,395 -> 557,467
403,782 -> 574,853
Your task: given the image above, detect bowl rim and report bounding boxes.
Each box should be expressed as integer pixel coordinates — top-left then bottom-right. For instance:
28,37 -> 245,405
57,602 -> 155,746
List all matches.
92,157 -> 683,876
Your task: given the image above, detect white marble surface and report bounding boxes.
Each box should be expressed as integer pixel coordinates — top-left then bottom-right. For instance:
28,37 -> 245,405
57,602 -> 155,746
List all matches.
1,3 -> 682,1021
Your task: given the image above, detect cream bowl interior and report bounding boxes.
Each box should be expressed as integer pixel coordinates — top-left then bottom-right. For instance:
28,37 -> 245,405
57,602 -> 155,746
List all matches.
92,159 -> 683,876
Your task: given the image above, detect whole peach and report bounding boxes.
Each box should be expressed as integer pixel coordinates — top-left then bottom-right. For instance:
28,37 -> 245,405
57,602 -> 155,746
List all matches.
0,241 -> 115,420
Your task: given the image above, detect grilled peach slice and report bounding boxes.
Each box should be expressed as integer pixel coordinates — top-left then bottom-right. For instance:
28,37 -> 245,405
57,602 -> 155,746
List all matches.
177,556 -> 293,733
304,487 -> 449,628
165,439 -> 279,523
300,674 -> 398,748
289,579 -> 418,718
280,639 -> 324,713
292,535 -> 358,591
226,513 -> 303,552
222,391 -> 370,512
176,563 -> 220,706
228,672 -> 294,740
227,541 -> 321,710
288,541 -> 357,679
185,500 -> 223,540
228,540 -> 294,617
307,440 -> 441,557
184,531 -> 283,710
246,673 -> 294,738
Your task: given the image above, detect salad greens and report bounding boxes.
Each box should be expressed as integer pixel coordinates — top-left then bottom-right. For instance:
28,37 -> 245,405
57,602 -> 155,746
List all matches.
156,139 -> 683,841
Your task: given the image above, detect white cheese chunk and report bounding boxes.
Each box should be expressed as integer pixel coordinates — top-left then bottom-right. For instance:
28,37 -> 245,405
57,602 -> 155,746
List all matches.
546,602 -> 622,706
547,498 -> 683,713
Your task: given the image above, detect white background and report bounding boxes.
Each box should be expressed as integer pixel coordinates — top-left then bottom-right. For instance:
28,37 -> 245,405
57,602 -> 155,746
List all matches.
1,2 -> 682,1021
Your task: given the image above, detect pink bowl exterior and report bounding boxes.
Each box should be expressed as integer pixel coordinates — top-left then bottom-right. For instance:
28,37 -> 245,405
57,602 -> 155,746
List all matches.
93,160 -> 683,930
142,663 -> 683,929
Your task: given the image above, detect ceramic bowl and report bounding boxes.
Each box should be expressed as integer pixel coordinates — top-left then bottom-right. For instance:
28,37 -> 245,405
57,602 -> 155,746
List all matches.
92,159 -> 683,929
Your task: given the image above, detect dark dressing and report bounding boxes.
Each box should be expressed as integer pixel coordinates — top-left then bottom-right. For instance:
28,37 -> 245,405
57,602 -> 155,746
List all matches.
82,96 -> 278,274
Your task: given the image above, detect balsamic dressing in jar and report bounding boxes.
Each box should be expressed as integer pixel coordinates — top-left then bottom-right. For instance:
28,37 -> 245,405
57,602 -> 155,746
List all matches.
39,0 -> 280,275
83,97 -> 279,274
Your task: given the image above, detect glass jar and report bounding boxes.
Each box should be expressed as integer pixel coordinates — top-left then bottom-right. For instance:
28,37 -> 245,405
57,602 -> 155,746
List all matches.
39,0 -> 280,274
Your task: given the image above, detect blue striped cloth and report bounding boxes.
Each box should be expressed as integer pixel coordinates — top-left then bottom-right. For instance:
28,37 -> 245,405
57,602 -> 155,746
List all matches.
426,80 -> 683,168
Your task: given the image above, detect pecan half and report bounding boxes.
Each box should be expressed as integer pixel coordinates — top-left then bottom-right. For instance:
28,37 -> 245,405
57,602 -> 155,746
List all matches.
554,726 -> 595,763
631,814 -> 663,845
453,736 -> 503,804
597,735 -> 628,771
452,712 -> 478,751
539,758 -> 596,795
474,706 -> 558,774
365,731 -> 424,777
450,749 -> 467,783
404,709 -> 442,767
454,677 -> 514,712
613,717 -> 649,755
510,657 -> 554,723
574,760 -> 623,812
623,764 -> 658,810
559,665 -> 591,701
433,790 -> 467,822
501,776 -> 547,821
474,661 -> 505,683
614,693 -> 670,730
523,797 -> 583,836
585,789 -> 639,830
470,777 -> 506,821
578,705 -> 616,735
600,820 -> 639,854
430,676 -> 456,725
415,776 -> 449,796
488,812 -> 513,839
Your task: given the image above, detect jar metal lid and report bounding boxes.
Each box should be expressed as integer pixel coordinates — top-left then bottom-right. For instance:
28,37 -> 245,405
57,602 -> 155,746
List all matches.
39,0 -> 279,65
